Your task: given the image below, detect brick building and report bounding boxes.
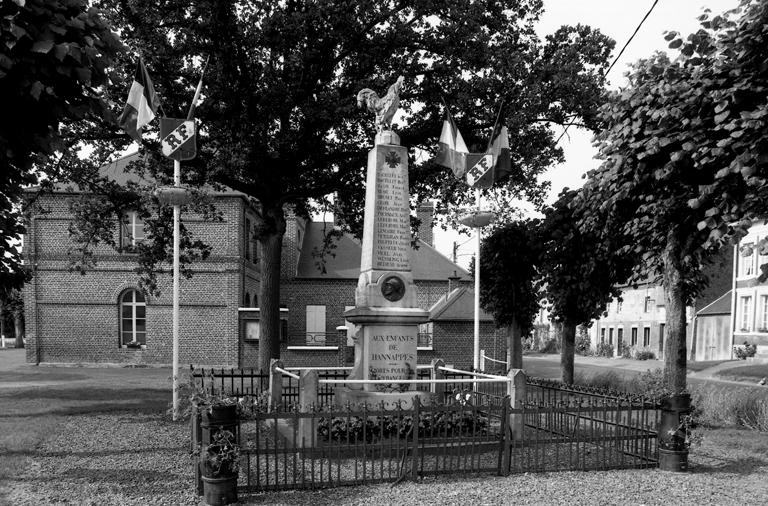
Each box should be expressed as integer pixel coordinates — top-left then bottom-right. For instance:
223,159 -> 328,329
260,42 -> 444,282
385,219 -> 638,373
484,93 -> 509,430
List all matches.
23,154 -> 493,368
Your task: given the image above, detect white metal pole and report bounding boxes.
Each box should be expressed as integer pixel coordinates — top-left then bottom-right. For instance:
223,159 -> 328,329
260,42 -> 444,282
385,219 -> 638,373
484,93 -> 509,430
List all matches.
473,187 -> 481,372
172,158 -> 181,421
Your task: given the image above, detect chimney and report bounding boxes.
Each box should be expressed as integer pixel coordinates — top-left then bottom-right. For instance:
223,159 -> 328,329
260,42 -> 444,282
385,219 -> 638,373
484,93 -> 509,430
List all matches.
416,202 -> 435,247
448,270 -> 462,294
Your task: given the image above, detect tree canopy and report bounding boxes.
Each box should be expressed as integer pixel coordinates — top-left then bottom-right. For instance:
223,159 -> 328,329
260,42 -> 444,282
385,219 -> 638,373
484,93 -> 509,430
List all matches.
0,0 -> 122,290
24,0 -> 616,371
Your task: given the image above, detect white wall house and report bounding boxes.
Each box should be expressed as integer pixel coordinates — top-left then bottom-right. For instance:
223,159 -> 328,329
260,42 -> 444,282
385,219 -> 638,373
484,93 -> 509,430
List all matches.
731,220 -> 768,359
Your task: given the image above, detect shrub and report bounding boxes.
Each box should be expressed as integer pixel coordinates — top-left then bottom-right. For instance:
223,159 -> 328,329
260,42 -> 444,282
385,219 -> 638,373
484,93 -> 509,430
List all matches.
574,370 -> 623,391
620,343 -> 632,359
634,348 -> 656,361
575,331 -> 592,356
540,338 -> 560,354
595,342 -> 614,357
734,341 -> 758,360
317,411 -> 489,442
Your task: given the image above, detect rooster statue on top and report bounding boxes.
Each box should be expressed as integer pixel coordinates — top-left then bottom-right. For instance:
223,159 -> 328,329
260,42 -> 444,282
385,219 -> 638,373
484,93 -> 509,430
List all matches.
356,76 -> 404,133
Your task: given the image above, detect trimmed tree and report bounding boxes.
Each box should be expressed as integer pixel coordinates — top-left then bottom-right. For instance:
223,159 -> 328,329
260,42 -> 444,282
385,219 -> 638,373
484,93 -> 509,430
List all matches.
540,189 -> 633,384
479,219 -> 541,369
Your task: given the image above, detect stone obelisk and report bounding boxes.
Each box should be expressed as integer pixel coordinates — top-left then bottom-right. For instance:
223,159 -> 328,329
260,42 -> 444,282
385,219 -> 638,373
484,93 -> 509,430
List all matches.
336,77 -> 431,408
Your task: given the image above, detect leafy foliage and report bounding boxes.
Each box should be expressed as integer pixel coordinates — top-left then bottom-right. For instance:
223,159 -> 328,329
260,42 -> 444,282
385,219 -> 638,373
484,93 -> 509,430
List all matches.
0,0 -> 122,288
734,341 -> 758,360
595,342 -> 614,358
201,430 -> 240,477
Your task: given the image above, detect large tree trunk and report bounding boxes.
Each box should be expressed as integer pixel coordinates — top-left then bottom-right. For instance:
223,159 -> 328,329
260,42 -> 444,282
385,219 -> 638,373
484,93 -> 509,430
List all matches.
13,310 -> 24,348
256,205 -> 286,373
506,316 -> 523,370
560,320 -> 576,384
662,229 -> 687,393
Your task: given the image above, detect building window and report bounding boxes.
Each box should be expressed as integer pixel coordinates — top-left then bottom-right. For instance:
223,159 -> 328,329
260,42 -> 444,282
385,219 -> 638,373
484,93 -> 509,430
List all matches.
121,211 -> 145,249
760,295 -> 768,331
600,328 -> 605,344
120,289 -> 146,347
305,305 -> 326,345
659,323 -> 665,356
617,328 -> 623,345
245,218 -> 252,261
608,328 -> 614,345
631,327 -> 638,346
244,293 -> 251,307
740,243 -> 755,277
616,300 -> 622,313
643,296 -> 653,313
740,296 -> 753,331
418,322 -> 434,349
643,327 -> 651,347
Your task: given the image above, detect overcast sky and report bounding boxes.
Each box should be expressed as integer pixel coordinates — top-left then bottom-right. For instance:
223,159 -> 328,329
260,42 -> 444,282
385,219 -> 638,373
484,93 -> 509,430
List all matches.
436,0 -> 741,268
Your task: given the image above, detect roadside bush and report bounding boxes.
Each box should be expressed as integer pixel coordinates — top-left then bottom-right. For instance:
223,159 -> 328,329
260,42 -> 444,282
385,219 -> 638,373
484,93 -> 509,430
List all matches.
574,370 -> 623,391
620,343 -> 632,359
595,342 -> 614,357
734,341 -> 758,360
575,332 -> 592,356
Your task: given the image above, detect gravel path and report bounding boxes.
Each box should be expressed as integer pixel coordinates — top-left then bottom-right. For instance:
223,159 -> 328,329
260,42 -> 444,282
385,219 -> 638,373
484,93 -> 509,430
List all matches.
2,412 -> 767,505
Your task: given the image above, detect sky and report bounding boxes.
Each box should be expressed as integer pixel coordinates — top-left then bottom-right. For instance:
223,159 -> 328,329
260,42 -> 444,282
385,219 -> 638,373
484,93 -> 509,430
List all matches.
435,0 -> 742,268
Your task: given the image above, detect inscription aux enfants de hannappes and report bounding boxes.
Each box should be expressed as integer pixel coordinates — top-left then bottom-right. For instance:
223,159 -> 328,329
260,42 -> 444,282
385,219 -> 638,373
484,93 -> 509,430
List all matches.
373,164 -> 410,271
369,333 -> 416,381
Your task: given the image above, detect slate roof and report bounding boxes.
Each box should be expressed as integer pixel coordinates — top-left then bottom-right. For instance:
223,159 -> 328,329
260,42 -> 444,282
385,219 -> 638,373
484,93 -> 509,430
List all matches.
295,221 -> 471,282
696,290 -> 732,316
429,287 -> 494,322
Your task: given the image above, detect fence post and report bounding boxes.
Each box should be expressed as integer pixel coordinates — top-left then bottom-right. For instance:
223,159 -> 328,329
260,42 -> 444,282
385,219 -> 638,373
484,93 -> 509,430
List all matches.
480,349 -> 485,372
336,325 -> 348,367
506,369 -> 526,441
430,359 -> 445,401
298,369 -> 318,448
411,396 -> 421,481
498,397 -> 511,476
191,404 -> 203,495
269,359 -> 283,411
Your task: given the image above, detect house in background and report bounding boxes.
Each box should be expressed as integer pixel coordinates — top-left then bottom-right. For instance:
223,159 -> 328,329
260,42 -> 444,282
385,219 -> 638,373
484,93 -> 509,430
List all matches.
590,246 -> 733,360
730,220 -> 768,360
23,154 -> 495,368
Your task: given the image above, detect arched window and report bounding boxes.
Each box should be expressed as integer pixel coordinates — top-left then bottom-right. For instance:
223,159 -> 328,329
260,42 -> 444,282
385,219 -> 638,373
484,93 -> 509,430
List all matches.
120,289 -> 146,347
244,292 -> 251,307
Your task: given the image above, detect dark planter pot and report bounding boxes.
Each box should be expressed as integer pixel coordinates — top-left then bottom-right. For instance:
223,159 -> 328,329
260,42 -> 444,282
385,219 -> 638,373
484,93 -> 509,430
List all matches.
202,475 -> 237,506
659,448 -> 688,472
658,393 -> 691,471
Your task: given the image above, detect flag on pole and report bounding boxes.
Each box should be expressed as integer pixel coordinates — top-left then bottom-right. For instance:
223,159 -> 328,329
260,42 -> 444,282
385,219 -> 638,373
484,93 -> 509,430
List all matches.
488,125 -> 511,181
434,110 -> 469,178
186,56 -> 210,121
118,58 -> 161,142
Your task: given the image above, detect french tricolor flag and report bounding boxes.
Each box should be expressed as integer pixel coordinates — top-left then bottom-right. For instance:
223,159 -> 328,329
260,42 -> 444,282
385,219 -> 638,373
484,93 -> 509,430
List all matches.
118,58 -> 160,142
434,110 -> 469,178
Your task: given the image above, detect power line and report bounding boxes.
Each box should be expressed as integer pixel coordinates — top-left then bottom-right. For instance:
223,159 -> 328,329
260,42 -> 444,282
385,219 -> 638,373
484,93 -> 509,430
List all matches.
554,0 -> 661,145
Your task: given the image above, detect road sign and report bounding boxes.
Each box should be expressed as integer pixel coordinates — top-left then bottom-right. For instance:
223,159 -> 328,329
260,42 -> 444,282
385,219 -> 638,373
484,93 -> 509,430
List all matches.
160,118 -> 196,161
465,154 -> 493,188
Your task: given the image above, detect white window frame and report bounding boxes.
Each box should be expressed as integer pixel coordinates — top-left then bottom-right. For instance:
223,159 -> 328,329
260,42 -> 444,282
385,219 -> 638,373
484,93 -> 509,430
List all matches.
121,211 -> 145,248
643,327 -> 651,347
120,289 -> 146,347
305,305 -> 326,346
740,295 -> 753,331
760,295 -> 768,331
739,243 -> 756,278
418,322 -> 434,350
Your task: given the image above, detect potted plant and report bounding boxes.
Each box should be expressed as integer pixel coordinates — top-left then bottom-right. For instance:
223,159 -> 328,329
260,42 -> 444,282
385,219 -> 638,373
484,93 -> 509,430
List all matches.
200,430 -> 239,506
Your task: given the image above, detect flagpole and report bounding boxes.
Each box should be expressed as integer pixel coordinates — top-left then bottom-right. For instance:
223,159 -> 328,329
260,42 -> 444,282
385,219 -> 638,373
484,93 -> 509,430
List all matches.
473,186 -> 481,372
172,158 -> 181,421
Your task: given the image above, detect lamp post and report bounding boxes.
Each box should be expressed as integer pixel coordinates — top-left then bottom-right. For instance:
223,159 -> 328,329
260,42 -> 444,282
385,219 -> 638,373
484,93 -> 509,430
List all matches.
459,195 -> 495,372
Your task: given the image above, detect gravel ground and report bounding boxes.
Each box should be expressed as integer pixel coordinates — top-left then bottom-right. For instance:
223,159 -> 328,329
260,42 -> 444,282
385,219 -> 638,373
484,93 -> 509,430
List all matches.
2,412 -> 767,506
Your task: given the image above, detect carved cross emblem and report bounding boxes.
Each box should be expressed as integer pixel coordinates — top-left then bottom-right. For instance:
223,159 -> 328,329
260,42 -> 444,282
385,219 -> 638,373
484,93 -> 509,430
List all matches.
384,151 -> 401,168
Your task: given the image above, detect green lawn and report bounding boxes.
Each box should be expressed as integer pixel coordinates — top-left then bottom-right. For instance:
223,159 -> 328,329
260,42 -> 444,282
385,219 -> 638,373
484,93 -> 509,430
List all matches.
715,363 -> 768,382
687,360 -> 733,372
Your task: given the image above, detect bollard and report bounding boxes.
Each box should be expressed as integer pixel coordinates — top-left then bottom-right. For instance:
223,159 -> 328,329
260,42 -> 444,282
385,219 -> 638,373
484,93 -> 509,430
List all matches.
298,370 -> 319,447
430,359 -> 445,402
268,359 -> 283,411
658,393 -> 691,472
